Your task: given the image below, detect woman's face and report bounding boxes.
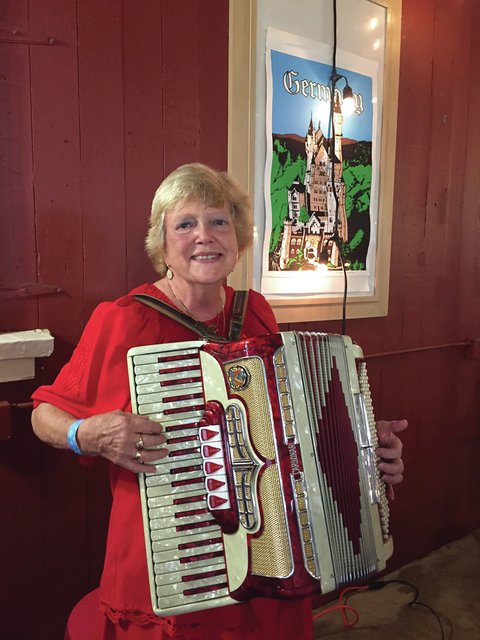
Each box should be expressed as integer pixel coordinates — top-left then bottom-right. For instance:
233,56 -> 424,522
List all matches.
163,200 -> 238,289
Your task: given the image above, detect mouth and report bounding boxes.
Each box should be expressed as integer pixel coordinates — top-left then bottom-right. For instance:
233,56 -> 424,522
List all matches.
191,254 -> 222,261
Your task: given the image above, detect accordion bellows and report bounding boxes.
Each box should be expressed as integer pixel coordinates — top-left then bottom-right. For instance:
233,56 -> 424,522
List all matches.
127,332 -> 393,617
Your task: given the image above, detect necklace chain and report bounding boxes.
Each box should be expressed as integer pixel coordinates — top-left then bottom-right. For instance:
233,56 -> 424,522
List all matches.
168,283 -> 225,335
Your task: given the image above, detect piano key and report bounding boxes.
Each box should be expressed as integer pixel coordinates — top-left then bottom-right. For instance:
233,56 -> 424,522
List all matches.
153,554 -> 225,575
146,481 -> 205,499
146,469 -> 205,487
149,498 -> 207,520
152,540 -> 224,563
156,573 -> 228,599
150,511 -> 213,531
133,348 -> 200,365
134,358 -> 200,374
150,520 -> 219,542
165,428 -> 202,441
155,587 -> 229,608
138,398 -> 204,416
151,529 -> 221,553
135,369 -> 203,386
148,487 -> 206,508
147,454 -> 202,475
163,440 -> 202,454
155,557 -> 226,586
137,382 -> 203,404
146,410 -> 204,425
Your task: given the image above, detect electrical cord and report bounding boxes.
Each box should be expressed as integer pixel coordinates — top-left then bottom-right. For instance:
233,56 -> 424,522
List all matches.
313,580 -> 445,639
312,586 -> 369,627
368,580 -> 445,640
329,0 -> 348,335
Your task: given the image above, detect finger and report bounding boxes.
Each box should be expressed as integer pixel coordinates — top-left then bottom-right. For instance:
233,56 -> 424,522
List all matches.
131,447 -> 169,473
377,429 -> 403,455
381,471 -> 404,486
136,433 -> 168,450
385,484 -> 395,501
376,419 -> 408,435
376,443 -> 402,460
132,417 -> 165,435
378,458 -> 404,476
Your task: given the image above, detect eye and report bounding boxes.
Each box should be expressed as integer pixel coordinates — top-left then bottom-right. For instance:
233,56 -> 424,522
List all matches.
176,219 -> 194,231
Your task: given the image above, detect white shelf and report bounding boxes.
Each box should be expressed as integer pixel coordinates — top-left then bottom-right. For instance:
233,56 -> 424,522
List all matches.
0,329 -> 54,382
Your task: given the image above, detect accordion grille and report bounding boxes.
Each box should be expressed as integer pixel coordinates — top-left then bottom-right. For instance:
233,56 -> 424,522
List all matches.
250,464 -> 292,577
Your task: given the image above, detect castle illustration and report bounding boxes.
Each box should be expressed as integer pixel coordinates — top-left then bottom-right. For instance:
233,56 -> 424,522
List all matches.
279,95 -> 348,270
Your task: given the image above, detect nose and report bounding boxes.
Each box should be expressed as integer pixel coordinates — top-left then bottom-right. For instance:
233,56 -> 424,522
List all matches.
194,221 -> 214,243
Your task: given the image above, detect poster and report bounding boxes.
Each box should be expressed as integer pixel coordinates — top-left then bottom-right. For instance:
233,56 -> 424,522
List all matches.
262,29 -> 380,298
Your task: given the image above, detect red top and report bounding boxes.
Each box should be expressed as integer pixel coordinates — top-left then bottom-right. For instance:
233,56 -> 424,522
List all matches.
33,284 -> 313,640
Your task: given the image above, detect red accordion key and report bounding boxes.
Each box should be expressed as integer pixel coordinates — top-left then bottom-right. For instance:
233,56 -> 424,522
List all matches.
205,461 -> 223,474
206,478 -> 226,491
208,494 -> 229,509
202,445 -> 221,458
200,428 -> 219,441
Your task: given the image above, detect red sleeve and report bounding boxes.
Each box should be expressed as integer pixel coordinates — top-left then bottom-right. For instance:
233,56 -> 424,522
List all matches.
32,296 -> 165,418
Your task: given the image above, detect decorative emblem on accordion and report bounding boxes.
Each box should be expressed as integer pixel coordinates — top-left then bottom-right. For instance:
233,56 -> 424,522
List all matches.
227,364 -> 250,391
127,332 -> 393,617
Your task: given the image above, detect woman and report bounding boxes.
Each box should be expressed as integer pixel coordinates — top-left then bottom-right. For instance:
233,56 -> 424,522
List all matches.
32,163 -> 406,639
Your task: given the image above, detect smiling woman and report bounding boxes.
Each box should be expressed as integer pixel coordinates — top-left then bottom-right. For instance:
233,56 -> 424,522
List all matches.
144,163 -> 254,322
30,162 -> 405,640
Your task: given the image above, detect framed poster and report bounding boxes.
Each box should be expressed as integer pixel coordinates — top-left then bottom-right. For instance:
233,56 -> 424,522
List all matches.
228,0 -> 402,323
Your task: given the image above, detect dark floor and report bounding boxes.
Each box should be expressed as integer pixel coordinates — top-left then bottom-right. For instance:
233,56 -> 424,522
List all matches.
312,529 -> 480,640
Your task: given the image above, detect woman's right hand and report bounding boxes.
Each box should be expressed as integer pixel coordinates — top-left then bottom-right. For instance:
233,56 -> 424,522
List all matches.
32,403 -> 168,473
76,410 -> 168,473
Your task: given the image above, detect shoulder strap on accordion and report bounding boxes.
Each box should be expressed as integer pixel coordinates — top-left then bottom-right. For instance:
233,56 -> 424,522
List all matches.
132,293 -> 229,342
229,290 -> 249,341
132,290 -> 249,342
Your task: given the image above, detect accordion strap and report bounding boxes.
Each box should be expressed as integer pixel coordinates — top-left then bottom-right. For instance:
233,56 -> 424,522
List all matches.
132,290 -> 249,343
229,290 -> 249,341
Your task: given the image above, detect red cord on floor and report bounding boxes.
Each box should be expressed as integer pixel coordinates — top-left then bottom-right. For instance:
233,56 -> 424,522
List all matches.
312,586 -> 369,628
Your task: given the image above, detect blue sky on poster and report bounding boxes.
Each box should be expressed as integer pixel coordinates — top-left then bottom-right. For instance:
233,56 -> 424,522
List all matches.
271,49 -> 373,142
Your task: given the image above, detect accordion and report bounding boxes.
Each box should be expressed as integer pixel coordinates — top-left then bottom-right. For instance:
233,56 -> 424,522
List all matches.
127,332 -> 393,617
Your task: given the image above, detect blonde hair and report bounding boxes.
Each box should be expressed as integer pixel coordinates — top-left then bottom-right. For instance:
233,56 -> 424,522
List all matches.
145,163 -> 253,275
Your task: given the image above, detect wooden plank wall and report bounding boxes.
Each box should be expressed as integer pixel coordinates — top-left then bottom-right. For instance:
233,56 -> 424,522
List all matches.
0,1 -> 228,639
0,0 -> 479,638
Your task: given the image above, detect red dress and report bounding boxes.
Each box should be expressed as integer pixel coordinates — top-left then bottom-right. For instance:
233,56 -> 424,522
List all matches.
33,284 -> 313,640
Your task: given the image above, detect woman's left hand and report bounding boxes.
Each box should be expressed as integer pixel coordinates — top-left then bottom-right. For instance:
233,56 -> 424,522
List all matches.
375,419 -> 408,500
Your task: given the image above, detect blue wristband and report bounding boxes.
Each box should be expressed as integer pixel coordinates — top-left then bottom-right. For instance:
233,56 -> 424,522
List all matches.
67,419 -> 85,455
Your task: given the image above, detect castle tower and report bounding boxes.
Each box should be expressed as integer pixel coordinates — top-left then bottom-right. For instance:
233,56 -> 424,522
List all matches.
333,92 -> 343,165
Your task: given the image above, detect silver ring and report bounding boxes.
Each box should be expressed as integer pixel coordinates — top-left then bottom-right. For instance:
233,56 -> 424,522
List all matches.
135,451 -> 143,464
135,436 -> 144,450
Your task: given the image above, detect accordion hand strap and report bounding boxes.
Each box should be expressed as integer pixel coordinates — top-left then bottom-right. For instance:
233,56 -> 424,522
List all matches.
132,290 -> 249,342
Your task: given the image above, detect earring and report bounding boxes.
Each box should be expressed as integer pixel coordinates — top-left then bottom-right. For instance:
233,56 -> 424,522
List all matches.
166,266 -> 173,280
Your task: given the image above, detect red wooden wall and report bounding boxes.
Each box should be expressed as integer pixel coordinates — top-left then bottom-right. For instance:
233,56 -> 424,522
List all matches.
0,0 -> 479,638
